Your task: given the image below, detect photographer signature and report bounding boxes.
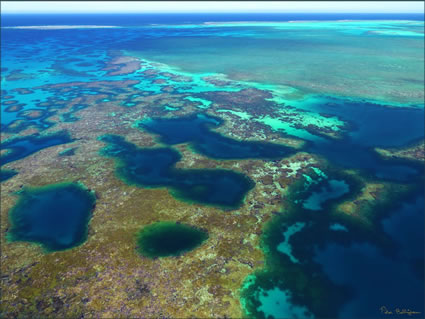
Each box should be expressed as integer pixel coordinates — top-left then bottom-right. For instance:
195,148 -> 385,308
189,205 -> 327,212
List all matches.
380,306 -> 421,316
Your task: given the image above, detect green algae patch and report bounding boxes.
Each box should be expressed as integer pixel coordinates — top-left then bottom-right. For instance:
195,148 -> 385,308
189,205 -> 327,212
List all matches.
136,221 -> 208,258
7,182 -> 96,252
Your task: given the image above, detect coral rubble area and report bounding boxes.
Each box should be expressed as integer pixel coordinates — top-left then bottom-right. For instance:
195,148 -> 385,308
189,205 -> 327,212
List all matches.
0,18 -> 424,319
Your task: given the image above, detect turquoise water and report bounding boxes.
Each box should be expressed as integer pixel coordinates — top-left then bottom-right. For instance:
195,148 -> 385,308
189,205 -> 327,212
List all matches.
303,180 -> 349,211
127,20 -> 424,105
99,134 -> 254,209
276,222 -> 306,263
7,182 -> 96,252
136,221 -> 208,258
257,287 -> 314,319
329,223 -> 348,232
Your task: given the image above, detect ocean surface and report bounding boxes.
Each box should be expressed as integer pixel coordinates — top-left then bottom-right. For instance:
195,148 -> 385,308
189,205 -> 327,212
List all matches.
1,13 -> 424,319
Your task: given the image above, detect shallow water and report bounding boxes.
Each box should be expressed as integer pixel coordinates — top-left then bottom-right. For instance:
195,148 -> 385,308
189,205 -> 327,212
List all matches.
257,287 -> 314,319
303,180 -> 349,210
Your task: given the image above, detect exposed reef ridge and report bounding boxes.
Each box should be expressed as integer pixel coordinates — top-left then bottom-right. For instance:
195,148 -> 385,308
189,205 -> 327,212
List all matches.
98,134 -> 254,209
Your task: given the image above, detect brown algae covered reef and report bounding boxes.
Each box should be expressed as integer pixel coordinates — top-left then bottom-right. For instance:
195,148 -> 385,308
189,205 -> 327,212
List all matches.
1,15 -> 424,319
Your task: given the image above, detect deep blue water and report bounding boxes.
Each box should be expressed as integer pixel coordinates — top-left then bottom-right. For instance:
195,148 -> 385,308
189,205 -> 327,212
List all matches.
312,98 -> 424,147
308,139 -> 421,181
0,132 -> 73,166
306,98 -> 424,181
99,134 -> 254,209
139,114 -> 295,160
314,191 -> 425,318
136,221 -> 208,258
0,169 -> 17,182
7,183 -> 96,252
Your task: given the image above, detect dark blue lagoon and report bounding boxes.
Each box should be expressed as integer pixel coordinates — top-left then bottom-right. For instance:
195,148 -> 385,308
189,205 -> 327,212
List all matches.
138,114 -> 295,160
7,182 -> 96,252
136,221 -> 208,258
304,97 -> 425,182
0,131 -> 73,166
302,179 -> 350,211
0,169 -> 17,182
99,134 -> 254,209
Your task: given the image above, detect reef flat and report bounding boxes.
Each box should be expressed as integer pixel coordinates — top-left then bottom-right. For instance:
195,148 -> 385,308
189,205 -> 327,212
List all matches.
1,13 -> 424,319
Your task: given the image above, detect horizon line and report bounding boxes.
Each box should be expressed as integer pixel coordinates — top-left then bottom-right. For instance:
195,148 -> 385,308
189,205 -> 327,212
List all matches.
2,12 -> 424,14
